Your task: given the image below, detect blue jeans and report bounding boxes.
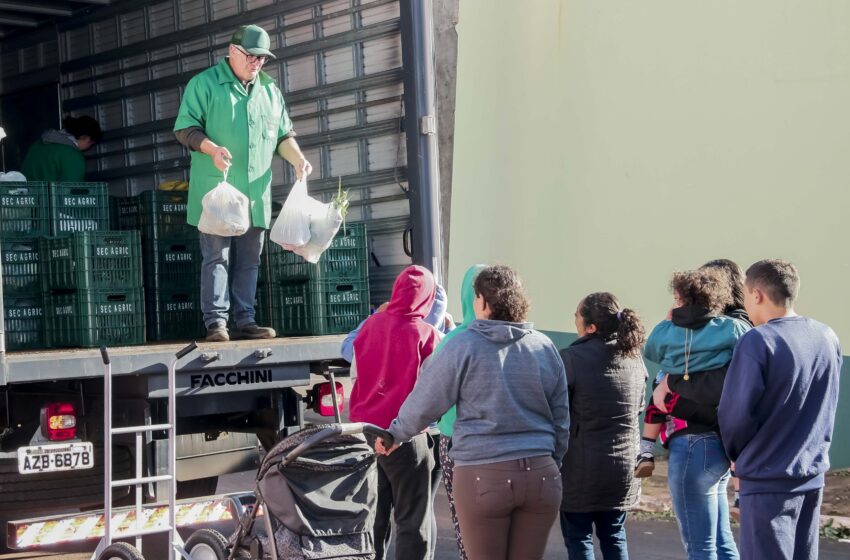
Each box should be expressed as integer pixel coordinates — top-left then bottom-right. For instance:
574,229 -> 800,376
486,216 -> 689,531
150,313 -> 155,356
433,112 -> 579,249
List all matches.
667,433 -> 739,560
199,227 -> 264,328
560,510 -> 629,560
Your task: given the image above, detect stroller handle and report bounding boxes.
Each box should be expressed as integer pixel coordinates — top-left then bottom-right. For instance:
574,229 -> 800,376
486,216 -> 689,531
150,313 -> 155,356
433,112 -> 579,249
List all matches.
281,423 -> 395,467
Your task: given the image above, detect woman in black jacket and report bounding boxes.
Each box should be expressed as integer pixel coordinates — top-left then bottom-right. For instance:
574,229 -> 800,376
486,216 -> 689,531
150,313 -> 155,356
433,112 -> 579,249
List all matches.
559,292 -> 648,560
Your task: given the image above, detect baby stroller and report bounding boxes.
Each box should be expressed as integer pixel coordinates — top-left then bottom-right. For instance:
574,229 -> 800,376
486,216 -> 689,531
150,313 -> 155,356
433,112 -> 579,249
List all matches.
226,422 -> 393,560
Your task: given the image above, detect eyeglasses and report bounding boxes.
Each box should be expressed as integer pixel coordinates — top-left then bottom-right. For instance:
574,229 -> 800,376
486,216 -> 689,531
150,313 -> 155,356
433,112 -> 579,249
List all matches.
233,45 -> 268,65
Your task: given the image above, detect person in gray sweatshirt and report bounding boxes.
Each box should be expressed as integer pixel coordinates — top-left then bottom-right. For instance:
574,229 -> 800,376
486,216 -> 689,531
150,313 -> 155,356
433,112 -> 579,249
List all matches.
376,265 -> 569,560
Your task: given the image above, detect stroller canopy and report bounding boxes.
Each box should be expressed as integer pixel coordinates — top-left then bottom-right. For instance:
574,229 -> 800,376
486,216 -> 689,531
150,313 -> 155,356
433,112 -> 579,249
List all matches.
258,425 -> 377,538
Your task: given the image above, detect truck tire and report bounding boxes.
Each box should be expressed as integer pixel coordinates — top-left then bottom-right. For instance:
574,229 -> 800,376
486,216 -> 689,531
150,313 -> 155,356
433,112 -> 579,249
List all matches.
98,542 -> 145,560
0,446 -> 132,515
185,528 -> 229,560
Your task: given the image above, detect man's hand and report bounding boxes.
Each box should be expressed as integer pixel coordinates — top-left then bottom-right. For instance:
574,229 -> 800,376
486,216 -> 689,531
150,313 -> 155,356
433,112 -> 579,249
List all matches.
653,375 -> 672,413
296,157 -> 313,180
375,437 -> 399,456
200,139 -> 232,173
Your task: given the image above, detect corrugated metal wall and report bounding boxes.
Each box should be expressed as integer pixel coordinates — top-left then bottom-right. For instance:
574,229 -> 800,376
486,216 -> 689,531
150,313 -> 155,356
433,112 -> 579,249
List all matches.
6,0 -> 411,303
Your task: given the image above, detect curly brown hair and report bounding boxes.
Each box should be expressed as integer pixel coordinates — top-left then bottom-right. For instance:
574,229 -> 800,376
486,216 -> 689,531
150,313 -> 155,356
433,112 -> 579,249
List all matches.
473,265 -> 530,322
670,268 -> 733,315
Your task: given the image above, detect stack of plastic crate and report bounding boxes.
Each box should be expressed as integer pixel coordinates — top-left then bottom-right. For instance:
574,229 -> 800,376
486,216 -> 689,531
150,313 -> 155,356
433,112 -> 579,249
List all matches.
266,223 -> 370,336
112,190 -> 204,341
40,231 -> 144,347
0,182 -> 50,350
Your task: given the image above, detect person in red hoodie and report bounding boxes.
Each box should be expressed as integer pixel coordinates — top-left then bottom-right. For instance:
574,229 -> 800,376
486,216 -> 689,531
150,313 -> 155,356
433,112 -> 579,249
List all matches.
349,265 -> 441,560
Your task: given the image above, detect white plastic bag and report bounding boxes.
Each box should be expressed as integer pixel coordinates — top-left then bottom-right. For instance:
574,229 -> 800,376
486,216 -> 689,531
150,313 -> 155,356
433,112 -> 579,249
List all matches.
270,177 -> 312,247
291,204 -> 344,263
197,173 -> 251,237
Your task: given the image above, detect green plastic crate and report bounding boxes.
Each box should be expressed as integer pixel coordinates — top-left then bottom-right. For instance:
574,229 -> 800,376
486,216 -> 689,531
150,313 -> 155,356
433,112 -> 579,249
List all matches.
269,277 -> 370,336
44,288 -> 145,348
3,294 -> 45,350
49,182 -> 109,235
143,237 -> 201,292
267,222 -> 368,282
40,231 -> 143,291
1,238 -> 41,295
0,182 -> 50,239
112,190 -> 194,240
145,289 -> 204,342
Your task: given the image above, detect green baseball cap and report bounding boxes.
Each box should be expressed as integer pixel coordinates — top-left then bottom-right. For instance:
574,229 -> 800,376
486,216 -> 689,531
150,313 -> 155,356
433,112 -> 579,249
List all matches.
231,25 -> 276,59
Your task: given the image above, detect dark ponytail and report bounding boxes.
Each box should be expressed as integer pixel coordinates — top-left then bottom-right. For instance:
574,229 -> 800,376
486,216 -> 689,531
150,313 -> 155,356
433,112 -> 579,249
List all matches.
579,292 -> 646,357
615,308 -> 645,357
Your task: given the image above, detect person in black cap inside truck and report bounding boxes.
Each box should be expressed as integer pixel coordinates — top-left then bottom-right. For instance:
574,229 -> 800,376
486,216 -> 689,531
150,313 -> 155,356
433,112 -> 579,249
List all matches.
174,24 -> 312,342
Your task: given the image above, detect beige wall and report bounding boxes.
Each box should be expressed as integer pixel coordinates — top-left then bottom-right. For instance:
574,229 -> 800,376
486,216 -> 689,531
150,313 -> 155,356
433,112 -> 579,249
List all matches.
448,0 -> 850,343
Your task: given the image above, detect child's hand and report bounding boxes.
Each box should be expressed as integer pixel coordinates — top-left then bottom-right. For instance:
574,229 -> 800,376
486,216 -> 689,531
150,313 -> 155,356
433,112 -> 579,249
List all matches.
666,307 -> 674,320
653,375 -> 672,412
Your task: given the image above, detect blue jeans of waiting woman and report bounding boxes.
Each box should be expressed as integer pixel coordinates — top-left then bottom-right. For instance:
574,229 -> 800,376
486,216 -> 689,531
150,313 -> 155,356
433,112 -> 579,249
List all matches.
560,510 -> 629,559
667,433 -> 739,560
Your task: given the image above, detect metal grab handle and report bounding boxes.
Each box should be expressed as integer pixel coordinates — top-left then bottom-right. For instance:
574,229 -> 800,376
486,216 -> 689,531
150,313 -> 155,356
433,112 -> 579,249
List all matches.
403,228 -> 413,258
175,341 -> 197,360
100,345 -> 110,365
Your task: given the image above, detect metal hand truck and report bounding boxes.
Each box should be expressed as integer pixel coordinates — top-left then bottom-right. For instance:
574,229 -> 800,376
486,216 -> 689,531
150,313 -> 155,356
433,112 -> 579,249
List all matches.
92,341 -> 198,560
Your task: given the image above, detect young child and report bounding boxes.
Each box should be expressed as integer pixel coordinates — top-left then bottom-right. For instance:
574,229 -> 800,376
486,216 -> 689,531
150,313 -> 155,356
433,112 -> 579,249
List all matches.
636,268 -> 751,477
719,260 -> 842,560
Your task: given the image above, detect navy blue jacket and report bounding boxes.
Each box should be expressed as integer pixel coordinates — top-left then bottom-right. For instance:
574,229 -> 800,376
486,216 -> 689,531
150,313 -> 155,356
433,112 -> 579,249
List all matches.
718,316 -> 842,494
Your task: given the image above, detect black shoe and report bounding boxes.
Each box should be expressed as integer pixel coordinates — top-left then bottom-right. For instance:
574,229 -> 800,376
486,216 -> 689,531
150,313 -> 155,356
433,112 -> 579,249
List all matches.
206,324 -> 230,342
233,323 -> 276,340
635,454 -> 655,478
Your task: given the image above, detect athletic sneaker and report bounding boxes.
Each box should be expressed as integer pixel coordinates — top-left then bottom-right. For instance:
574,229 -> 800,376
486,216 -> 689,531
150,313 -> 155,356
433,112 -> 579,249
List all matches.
635,453 -> 655,478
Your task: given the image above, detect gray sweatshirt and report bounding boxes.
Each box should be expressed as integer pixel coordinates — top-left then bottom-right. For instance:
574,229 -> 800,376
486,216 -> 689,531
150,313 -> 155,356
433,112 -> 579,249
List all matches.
388,319 -> 570,466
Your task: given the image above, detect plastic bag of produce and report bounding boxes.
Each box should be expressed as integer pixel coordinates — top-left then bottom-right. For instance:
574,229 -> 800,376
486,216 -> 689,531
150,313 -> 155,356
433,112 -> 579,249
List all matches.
270,176 -> 312,248
197,171 -> 250,237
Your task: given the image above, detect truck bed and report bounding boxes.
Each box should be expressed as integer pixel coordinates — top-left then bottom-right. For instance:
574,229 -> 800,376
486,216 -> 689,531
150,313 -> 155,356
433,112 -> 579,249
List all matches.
0,335 -> 347,386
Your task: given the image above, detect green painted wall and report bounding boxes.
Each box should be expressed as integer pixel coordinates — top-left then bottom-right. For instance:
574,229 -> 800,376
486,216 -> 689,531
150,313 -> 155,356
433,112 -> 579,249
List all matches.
449,2 -> 850,467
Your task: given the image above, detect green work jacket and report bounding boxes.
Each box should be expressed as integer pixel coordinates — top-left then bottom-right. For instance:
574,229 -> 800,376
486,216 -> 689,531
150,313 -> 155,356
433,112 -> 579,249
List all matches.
21,140 -> 85,182
174,58 -> 293,228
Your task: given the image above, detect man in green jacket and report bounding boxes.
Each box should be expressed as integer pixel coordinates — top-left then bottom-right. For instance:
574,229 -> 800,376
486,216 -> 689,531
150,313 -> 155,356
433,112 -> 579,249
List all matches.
174,24 -> 312,342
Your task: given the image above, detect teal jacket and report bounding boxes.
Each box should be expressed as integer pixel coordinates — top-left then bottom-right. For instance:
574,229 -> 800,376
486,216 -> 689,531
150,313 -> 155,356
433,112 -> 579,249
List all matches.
644,306 -> 751,375
436,264 -> 487,436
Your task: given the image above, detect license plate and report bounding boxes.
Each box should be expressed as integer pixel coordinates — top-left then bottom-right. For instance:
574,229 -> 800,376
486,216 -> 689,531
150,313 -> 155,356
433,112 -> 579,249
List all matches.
17,442 -> 94,474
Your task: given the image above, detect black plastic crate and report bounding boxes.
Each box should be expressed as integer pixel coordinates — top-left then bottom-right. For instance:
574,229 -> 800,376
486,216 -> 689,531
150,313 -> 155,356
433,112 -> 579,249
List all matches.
0,182 -> 50,239
44,288 -> 145,348
145,289 -> 204,342
267,222 -> 368,282
1,238 -> 41,295
112,190 -> 194,240
3,294 -> 45,350
143,237 -> 201,292
40,231 -> 142,291
49,182 -> 109,235
269,277 -> 370,336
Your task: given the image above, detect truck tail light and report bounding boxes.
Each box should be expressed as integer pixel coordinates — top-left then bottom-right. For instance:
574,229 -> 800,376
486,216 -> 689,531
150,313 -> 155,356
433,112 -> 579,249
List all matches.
40,402 -> 77,441
312,382 -> 344,417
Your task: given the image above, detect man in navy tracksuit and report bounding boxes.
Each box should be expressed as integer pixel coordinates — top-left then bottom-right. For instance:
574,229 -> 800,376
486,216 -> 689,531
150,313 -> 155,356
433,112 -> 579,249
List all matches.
719,260 -> 842,560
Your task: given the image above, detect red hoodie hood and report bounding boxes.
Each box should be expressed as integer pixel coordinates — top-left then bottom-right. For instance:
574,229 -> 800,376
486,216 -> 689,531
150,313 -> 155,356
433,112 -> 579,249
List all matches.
349,265 -> 440,428
385,265 -> 436,318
